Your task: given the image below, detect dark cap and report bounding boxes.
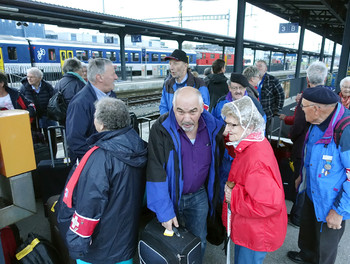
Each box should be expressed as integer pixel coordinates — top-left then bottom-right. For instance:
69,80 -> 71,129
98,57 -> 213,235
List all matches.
165,49 -> 188,63
303,86 -> 339,104
230,73 -> 250,88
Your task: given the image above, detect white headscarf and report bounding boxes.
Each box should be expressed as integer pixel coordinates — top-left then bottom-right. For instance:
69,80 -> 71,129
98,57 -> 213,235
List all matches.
221,96 -> 265,148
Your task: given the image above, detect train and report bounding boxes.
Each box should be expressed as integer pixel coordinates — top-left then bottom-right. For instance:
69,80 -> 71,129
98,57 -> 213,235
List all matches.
0,35 -> 243,79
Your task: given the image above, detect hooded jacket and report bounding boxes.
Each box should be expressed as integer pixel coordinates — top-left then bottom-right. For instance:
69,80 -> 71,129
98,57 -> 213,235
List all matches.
222,139 -> 288,252
146,109 -> 224,223
207,73 -> 228,112
57,127 -> 147,264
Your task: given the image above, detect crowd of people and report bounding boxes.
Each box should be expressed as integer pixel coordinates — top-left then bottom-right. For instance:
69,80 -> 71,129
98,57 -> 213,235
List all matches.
1,49 -> 350,264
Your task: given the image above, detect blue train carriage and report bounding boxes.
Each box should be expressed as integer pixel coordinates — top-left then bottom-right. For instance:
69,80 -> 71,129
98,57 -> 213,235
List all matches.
0,35 -> 197,79
0,35 -> 31,76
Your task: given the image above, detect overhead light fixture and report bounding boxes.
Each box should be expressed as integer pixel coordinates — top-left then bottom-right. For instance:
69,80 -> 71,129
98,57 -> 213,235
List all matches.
172,32 -> 186,36
0,6 -> 19,12
215,38 -> 224,42
102,21 -> 125,27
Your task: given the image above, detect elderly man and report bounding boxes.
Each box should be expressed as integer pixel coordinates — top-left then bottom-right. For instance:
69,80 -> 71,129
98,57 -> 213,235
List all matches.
20,67 -> 56,150
286,61 -> 329,226
147,87 -> 224,259
66,58 -> 118,162
212,73 -> 265,122
159,49 -> 210,115
255,60 -> 285,135
287,86 -> 350,264
242,65 -> 260,100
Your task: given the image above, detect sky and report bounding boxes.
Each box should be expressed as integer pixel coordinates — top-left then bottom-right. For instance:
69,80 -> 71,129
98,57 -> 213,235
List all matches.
35,0 -> 339,55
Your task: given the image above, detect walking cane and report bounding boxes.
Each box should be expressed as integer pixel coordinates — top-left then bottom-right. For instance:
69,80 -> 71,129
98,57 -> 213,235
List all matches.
226,181 -> 235,264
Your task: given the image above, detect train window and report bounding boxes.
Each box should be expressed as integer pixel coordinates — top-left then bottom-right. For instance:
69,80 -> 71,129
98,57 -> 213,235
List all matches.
48,49 -> 56,61
151,53 -> 158,62
161,54 -> 167,62
7,47 -> 17,60
92,51 -> 102,58
106,51 -> 116,61
76,50 -> 88,61
188,55 -> 193,63
228,55 -> 232,59
131,52 -> 139,62
203,54 -> 206,59
210,54 -> 215,59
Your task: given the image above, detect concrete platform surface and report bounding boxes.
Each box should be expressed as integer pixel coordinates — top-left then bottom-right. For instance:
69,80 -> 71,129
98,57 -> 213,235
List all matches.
15,198 -> 350,264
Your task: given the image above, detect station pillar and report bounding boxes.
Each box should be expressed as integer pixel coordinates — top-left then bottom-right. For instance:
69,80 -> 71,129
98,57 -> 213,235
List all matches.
233,0 -> 246,73
295,12 -> 307,79
330,42 -> 337,73
118,30 -> 127,81
336,2 -> 350,92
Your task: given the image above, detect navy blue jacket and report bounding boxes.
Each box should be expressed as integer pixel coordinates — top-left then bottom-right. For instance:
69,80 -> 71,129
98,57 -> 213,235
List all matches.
57,127 -> 147,263
20,78 -> 54,118
66,82 -> 116,162
55,73 -> 85,105
146,109 -> 224,222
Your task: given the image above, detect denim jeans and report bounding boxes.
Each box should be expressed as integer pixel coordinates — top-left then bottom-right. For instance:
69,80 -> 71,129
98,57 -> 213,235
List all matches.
177,186 -> 209,259
234,244 -> 267,264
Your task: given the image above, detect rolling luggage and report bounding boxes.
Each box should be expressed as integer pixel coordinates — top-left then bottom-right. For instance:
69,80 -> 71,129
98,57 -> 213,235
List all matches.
46,195 -> 76,264
138,218 -> 201,264
37,125 -> 72,208
270,120 -> 296,201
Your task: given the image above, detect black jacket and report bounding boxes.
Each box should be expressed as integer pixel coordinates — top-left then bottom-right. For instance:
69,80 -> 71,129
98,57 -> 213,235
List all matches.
55,73 -> 85,105
207,73 -> 228,112
20,78 -> 54,118
57,127 -> 147,263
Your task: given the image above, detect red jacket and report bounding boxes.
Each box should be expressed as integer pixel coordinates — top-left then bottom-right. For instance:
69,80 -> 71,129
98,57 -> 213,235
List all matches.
222,138 -> 287,252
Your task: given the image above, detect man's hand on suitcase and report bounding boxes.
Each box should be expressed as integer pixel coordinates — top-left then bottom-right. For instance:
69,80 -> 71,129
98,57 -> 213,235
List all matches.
162,217 -> 179,232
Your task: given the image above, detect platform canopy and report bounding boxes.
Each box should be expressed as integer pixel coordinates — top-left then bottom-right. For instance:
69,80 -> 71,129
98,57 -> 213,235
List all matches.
247,0 -> 348,44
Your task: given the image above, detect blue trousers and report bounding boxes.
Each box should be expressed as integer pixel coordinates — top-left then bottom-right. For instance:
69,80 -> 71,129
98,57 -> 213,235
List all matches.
177,186 -> 209,259
234,244 -> 267,264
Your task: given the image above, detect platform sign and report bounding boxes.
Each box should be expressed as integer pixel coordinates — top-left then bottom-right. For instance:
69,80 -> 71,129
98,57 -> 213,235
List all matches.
131,35 -> 142,42
279,23 -> 299,33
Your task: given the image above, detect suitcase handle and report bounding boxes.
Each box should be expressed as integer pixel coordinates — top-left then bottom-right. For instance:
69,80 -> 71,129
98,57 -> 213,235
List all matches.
47,126 -> 70,167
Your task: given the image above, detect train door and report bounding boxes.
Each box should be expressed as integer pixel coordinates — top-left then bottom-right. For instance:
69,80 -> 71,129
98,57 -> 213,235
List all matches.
0,48 -> 4,72
59,50 -> 74,70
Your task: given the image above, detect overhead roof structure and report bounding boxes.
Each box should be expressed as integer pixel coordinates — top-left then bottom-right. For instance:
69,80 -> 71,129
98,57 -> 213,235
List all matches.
0,0 -> 337,57
246,0 -> 349,44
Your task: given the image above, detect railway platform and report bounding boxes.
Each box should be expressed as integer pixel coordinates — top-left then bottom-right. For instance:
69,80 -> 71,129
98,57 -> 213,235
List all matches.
13,129 -> 350,264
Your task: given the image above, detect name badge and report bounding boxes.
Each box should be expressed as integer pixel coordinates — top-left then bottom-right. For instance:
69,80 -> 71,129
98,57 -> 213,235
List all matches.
322,155 -> 333,161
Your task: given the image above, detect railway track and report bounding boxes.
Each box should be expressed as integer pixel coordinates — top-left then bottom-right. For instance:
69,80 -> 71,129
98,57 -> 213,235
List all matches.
120,92 -> 162,106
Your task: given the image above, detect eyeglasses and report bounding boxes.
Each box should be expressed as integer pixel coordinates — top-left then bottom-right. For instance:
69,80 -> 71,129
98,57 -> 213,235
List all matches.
300,103 -> 318,109
230,86 -> 245,91
341,86 -> 350,89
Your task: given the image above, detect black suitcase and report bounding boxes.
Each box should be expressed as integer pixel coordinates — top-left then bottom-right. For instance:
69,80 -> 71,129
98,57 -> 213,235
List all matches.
46,195 -> 76,264
138,218 -> 202,264
37,126 -> 72,207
